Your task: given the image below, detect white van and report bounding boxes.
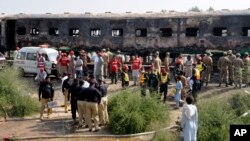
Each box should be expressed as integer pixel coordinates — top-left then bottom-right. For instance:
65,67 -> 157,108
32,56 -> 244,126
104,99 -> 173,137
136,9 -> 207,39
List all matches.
13,47 -> 58,76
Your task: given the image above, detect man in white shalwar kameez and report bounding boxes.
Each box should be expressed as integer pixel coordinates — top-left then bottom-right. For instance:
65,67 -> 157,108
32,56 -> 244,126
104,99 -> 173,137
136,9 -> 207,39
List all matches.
181,96 -> 198,141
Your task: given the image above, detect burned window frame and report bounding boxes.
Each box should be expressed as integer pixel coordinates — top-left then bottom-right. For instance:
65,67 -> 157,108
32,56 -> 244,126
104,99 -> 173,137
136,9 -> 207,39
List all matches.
186,28 -> 199,37
160,28 -> 172,37
242,27 -> 250,37
30,28 -> 39,35
213,27 -> 227,37
69,28 -> 80,37
17,26 -> 26,35
135,28 -> 147,37
112,28 -> 123,37
49,28 -> 59,36
90,28 -> 101,37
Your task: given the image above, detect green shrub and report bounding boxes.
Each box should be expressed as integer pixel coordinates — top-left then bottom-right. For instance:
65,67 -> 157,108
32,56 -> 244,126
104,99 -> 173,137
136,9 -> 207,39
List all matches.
0,67 -> 39,117
108,89 -> 169,134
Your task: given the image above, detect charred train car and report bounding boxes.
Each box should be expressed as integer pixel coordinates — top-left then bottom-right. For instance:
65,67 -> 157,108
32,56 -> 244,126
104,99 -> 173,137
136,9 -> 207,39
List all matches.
1,11 -> 250,55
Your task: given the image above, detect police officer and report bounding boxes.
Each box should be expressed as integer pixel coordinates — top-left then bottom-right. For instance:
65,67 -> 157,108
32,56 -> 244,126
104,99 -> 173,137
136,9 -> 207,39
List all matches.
68,79 -> 79,122
62,73 -> 70,113
97,78 -> 109,126
227,50 -> 236,85
76,80 -> 87,127
217,52 -> 230,87
202,52 -> 213,86
39,77 -> 54,120
233,53 -> 244,88
85,80 -> 102,132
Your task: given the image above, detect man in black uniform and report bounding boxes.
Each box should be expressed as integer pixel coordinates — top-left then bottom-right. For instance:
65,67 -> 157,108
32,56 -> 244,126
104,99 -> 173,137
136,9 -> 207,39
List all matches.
62,74 -> 70,113
76,80 -> 87,127
39,77 -> 54,120
68,79 -> 79,122
85,79 -> 102,132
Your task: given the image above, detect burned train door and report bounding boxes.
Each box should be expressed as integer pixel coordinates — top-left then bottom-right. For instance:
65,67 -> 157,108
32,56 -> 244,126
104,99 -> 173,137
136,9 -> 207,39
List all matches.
6,20 -> 16,51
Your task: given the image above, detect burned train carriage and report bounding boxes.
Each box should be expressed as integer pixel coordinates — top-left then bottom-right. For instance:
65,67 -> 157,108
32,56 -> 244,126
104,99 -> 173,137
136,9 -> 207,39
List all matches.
1,12 -> 250,54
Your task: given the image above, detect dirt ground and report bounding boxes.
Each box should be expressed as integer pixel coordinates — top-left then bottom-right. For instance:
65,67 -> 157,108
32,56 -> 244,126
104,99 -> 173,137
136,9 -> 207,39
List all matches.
0,76 -> 249,140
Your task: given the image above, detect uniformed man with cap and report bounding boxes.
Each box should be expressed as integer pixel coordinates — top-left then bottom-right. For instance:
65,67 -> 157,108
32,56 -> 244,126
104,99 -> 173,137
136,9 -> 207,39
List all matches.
217,52 -> 230,87
164,52 -> 171,71
233,53 -> 244,88
102,49 -> 109,79
243,52 -> 250,87
227,50 -> 236,85
152,51 -> 162,73
202,52 -> 213,86
85,79 -> 102,132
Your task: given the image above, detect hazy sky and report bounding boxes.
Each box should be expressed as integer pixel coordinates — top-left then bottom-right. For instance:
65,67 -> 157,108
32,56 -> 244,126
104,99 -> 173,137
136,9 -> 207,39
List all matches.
0,0 -> 250,14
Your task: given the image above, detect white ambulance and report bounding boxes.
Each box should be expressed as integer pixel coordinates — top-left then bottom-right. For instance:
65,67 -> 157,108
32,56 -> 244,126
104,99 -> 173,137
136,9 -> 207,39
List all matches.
13,47 -> 58,76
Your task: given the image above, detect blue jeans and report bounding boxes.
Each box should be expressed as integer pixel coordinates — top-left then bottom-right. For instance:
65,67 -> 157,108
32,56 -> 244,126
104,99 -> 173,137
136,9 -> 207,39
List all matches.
76,70 -> 82,79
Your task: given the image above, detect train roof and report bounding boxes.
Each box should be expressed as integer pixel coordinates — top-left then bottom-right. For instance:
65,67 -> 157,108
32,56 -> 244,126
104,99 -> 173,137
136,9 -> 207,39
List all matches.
1,10 -> 250,20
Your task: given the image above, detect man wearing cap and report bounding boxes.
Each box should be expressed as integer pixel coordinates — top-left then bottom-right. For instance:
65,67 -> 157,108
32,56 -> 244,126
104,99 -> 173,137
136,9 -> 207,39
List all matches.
164,52 -> 171,72
85,79 -> 102,132
152,51 -> 162,73
95,52 -> 104,80
243,52 -> 250,87
233,53 -> 244,88
68,51 -> 76,78
131,54 -> 142,86
59,53 -> 69,74
202,52 -> 213,86
102,49 -> 109,79
97,78 -> 109,126
217,52 -> 230,87
227,50 -> 236,85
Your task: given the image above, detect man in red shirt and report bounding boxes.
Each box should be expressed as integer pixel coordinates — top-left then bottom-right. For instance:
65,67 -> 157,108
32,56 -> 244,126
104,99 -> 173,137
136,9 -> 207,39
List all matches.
59,53 -> 69,75
109,55 -> 121,84
131,54 -> 142,86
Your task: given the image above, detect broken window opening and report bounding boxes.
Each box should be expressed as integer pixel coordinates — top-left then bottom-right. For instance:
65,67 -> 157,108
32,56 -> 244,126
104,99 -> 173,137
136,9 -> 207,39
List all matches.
242,27 -> 250,37
90,29 -> 101,37
213,27 -> 227,37
186,28 -> 199,37
17,27 -> 26,35
49,28 -> 59,36
160,28 -> 172,37
135,29 -> 147,37
30,28 -> 39,35
112,29 -> 123,37
69,28 -> 79,37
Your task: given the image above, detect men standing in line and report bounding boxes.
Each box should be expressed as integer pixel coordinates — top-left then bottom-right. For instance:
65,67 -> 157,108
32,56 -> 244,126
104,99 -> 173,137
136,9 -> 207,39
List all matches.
102,49 -> 109,79
153,51 -> 162,73
131,54 -> 142,86
202,52 -> 213,86
227,50 -> 236,85
39,77 -> 54,120
233,53 -> 244,88
243,52 -> 250,87
95,52 -> 104,80
184,55 -> 193,78
85,80 -> 102,132
97,79 -> 109,126
164,52 -> 171,72
217,52 -> 230,87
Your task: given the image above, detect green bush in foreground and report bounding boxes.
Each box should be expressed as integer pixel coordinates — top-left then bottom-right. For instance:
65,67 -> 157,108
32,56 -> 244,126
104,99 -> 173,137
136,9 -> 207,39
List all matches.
108,90 -> 169,134
0,67 -> 39,117
197,92 -> 250,141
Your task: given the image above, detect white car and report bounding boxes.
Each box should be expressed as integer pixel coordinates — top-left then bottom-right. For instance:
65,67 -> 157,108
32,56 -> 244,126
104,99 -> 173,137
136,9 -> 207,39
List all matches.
0,52 -> 6,69
13,47 -> 58,76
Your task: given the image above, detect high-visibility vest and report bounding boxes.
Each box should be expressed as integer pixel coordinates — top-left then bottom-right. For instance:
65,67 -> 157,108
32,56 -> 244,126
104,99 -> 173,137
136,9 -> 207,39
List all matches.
195,68 -> 201,80
140,73 -> 146,84
196,63 -> 203,72
160,73 -> 168,83
124,73 -> 129,81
